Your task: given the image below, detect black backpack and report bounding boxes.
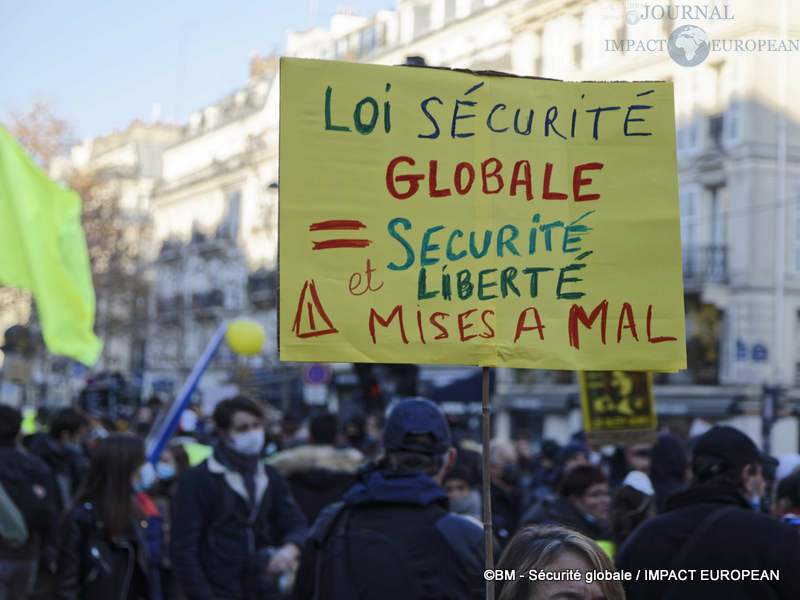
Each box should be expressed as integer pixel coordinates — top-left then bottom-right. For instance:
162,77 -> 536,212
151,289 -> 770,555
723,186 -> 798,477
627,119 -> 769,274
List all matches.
309,502 -> 423,600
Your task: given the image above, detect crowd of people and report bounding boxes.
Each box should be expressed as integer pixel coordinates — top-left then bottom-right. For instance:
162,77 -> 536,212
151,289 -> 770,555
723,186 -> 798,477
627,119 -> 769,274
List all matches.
1,394 -> 800,599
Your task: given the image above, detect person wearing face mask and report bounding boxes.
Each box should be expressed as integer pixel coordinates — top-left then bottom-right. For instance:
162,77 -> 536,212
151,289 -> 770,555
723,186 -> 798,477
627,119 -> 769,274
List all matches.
58,434 -> 164,600
617,426 -> 800,600
170,396 -> 307,600
24,408 -> 89,517
22,407 -> 89,598
149,445 -> 190,600
442,447 -> 482,522
522,465 -> 611,546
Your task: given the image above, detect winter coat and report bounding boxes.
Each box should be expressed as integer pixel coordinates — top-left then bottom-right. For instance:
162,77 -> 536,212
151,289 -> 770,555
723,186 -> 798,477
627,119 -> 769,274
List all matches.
491,483 -> 523,546
650,434 -> 688,513
270,444 -> 363,523
616,481 -> 800,600
0,445 -> 57,560
522,492 -> 610,541
57,500 -> 162,600
170,455 -> 307,600
292,467 -> 484,600
24,433 -> 86,514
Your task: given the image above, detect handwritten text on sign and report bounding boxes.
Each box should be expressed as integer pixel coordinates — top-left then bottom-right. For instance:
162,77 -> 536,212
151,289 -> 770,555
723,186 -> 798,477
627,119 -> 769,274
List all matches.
279,58 -> 686,370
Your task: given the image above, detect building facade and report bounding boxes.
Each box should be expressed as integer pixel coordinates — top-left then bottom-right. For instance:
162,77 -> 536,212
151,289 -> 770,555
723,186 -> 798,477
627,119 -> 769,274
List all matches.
143,59 -> 282,408
285,0 -> 800,449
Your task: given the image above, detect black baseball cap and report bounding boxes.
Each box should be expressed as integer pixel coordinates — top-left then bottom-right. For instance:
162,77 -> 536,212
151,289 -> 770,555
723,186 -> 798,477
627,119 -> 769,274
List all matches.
382,398 -> 452,455
692,426 -> 777,474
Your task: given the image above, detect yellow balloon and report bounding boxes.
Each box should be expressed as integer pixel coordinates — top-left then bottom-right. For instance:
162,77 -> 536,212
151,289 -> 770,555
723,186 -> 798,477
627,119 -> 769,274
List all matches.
226,319 -> 265,356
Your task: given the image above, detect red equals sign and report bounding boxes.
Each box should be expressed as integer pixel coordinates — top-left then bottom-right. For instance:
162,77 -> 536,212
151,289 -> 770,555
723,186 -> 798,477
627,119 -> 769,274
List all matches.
309,220 -> 371,250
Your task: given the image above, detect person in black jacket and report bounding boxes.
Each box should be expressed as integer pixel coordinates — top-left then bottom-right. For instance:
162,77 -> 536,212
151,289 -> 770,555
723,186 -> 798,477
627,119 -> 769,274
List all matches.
170,396 -> 307,600
489,439 -> 523,547
0,405 -> 57,600
649,433 -> 689,513
522,464 -> 611,542
616,425 -> 800,600
57,434 -> 164,600
24,407 -> 89,515
269,412 -> 363,524
292,397 -> 484,600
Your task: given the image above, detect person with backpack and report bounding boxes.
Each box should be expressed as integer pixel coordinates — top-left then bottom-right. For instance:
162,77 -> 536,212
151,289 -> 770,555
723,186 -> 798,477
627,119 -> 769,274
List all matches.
170,396 -> 307,600
617,425 -> 800,600
292,397 -> 484,600
57,434 -> 164,600
0,405 -> 57,600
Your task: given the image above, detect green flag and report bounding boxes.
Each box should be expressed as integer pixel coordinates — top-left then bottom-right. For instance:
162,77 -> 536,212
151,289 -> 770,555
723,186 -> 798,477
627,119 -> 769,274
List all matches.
0,125 -> 101,365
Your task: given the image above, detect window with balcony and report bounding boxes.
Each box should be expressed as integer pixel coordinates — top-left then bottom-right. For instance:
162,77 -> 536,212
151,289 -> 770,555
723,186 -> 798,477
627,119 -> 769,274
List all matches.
682,185 -> 728,283
708,114 -> 723,149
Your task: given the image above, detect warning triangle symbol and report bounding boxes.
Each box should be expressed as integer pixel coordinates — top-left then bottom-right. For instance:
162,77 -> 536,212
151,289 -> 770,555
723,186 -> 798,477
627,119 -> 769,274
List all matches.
291,280 -> 339,338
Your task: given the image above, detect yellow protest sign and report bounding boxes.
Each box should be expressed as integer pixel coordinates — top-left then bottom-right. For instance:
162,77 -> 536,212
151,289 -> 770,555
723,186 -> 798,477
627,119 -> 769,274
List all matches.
579,371 -> 657,443
279,58 -> 686,370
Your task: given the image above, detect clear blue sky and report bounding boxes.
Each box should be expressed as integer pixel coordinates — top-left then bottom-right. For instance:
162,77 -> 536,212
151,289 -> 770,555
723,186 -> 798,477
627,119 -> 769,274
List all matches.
0,1 -> 393,141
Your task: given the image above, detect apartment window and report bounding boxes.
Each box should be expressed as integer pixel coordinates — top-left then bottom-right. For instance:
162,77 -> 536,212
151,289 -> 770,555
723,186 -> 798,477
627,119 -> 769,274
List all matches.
677,121 -> 701,156
708,114 -> 723,148
573,41 -> 583,70
681,186 -> 700,251
445,0 -> 457,22
413,3 -> 432,38
795,361 -> 800,388
360,27 -> 376,53
708,185 -> 727,248
792,185 -> 800,273
722,103 -> 741,146
218,189 -> 241,239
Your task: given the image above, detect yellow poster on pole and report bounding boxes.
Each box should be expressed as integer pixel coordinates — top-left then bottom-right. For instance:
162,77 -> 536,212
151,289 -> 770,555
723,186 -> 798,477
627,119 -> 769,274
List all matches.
279,58 -> 686,370
579,371 -> 657,443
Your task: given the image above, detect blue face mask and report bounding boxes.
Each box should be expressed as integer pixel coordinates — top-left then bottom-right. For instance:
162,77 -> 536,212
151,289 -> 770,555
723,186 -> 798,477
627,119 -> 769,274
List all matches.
156,461 -> 175,481
133,462 -> 156,493
750,495 -> 762,512
64,442 -> 82,454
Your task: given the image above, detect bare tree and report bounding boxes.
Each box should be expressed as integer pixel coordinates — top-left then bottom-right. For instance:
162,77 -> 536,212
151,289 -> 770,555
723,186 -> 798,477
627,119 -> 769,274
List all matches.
6,100 -> 72,167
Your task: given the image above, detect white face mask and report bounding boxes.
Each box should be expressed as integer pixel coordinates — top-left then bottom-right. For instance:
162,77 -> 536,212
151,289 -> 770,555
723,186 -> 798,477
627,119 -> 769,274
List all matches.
230,429 -> 265,456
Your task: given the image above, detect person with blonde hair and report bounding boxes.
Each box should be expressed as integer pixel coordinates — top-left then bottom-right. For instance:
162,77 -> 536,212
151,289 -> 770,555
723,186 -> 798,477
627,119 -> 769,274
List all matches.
496,525 -> 625,600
